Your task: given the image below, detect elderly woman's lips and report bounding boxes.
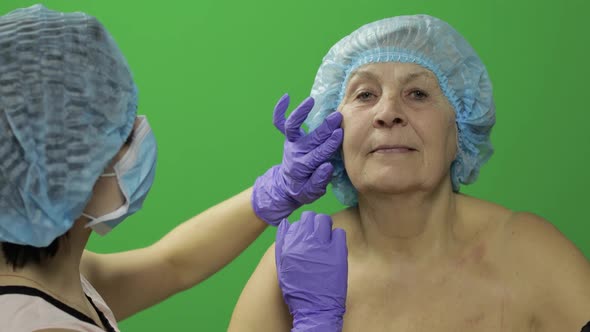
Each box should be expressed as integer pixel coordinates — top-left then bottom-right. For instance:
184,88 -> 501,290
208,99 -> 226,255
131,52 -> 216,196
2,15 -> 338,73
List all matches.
371,146 -> 416,153
373,148 -> 414,153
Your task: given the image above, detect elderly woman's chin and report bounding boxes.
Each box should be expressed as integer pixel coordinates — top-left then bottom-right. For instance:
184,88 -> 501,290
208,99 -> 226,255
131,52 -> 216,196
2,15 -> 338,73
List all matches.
351,167 -> 450,196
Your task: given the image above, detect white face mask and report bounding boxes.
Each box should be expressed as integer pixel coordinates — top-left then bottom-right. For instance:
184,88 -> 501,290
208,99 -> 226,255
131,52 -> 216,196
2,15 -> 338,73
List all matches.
82,116 -> 157,235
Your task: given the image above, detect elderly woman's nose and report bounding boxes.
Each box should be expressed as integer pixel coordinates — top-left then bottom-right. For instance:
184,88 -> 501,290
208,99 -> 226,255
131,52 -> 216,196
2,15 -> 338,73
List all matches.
372,98 -> 407,128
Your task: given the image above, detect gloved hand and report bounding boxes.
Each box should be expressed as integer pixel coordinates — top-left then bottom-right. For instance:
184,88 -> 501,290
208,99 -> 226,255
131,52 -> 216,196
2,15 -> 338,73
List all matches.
275,211 -> 348,332
252,94 -> 343,226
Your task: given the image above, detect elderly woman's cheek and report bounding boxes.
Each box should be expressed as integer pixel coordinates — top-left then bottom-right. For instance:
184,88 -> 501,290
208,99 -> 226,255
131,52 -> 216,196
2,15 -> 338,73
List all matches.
339,111 -> 366,158
341,125 -> 369,186
340,127 -> 360,171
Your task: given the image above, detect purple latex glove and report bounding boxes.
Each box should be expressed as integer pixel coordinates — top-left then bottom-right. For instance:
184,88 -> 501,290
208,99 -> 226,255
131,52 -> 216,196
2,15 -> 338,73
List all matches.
275,211 -> 348,332
252,94 -> 343,226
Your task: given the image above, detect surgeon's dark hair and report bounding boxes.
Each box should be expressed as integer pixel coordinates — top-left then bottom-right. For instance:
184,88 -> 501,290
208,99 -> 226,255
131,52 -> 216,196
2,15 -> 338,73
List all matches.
1,232 -> 69,269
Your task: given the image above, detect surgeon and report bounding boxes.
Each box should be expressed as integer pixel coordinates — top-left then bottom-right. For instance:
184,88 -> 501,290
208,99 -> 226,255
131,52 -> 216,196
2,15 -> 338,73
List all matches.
0,5 -> 344,331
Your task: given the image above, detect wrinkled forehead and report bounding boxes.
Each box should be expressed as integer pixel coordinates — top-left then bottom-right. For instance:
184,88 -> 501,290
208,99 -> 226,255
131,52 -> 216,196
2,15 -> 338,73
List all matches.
346,62 -> 439,87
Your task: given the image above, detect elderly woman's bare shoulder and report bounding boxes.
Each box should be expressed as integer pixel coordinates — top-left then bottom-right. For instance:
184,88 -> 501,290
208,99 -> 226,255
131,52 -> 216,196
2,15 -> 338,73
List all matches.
503,210 -> 585,259
461,195 -> 586,260
501,210 -> 590,329
499,207 -> 590,295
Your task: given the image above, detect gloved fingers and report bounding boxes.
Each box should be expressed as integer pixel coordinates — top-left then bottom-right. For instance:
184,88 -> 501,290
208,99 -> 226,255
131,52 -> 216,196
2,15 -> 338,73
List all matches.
275,219 -> 291,266
284,97 -> 314,142
273,93 -> 290,135
305,128 -> 343,169
276,218 -> 290,252
298,210 -> 317,237
310,162 -> 333,187
298,162 -> 333,201
312,213 -> 334,243
331,228 -> 348,257
298,111 -> 342,150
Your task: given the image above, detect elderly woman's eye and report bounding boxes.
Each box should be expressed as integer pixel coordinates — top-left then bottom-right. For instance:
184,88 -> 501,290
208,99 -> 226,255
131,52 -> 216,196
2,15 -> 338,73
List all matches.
409,89 -> 429,100
355,91 -> 375,101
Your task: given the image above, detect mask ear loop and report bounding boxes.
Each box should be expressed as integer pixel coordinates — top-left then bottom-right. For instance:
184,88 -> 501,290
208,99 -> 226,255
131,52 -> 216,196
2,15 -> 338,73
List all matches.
81,170 -> 120,220
81,212 -> 96,220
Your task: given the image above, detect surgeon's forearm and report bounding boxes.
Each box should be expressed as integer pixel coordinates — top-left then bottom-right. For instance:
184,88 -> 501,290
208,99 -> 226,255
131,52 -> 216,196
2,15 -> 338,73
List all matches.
153,187 -> 268,290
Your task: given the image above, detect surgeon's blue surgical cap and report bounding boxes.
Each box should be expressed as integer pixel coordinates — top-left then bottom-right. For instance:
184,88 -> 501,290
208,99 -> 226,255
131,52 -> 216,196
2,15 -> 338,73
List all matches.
0,5 -> 137,246
305,15 -> 496,206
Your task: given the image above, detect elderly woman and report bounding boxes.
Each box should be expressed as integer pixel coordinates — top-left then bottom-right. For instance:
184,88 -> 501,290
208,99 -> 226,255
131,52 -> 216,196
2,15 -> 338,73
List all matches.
229,15 -> 590,332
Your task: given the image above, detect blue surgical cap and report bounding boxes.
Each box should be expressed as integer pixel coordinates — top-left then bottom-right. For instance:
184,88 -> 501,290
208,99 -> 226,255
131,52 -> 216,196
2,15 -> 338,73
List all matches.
305,15 -> 496,206
0,5 -> 137,246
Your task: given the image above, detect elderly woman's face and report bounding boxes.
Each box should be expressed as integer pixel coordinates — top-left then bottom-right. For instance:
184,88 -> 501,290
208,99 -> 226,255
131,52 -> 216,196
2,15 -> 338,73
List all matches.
337,62 -> 457,195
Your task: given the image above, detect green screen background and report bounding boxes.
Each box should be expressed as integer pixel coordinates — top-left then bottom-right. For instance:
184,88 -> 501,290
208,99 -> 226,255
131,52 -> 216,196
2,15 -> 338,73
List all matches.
1,0 -> 588,330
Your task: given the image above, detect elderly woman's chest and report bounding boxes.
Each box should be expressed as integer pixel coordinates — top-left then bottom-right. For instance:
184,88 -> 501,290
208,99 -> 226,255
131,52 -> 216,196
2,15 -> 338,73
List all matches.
342,257 -> 535,331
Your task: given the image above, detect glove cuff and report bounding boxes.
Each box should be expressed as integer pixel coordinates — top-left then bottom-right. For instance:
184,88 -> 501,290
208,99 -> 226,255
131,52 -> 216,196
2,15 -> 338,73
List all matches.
291,309 -> 345,332
252,165 -> 300,226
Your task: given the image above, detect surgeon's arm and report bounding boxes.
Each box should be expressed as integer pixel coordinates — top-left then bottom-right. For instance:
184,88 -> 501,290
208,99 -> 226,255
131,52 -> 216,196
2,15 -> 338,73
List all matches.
228,243 -> 293,331
81,95 -> 343,321
82,187 -> 268,321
